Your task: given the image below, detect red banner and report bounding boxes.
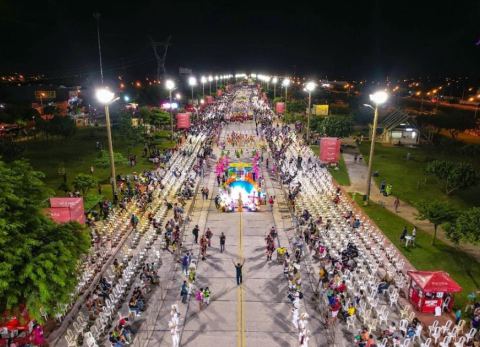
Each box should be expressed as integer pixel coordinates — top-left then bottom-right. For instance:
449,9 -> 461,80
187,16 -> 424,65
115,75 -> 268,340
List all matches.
217,89 -> 223,97
49,197 -> 85,224
319,137 -> 341,163
176,113 -> 191,129
50,197 -> 82,208
275,102 -> 285,114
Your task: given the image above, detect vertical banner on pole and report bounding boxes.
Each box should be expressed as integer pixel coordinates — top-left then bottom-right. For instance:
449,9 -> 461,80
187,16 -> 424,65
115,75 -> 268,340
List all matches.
275,102 -> 285,114
176,113 -> 191,129
319,137 -> 341,163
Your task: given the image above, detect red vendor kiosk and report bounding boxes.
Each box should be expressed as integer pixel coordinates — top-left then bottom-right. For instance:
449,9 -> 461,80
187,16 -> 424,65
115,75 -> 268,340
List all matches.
407,271 -> 462,314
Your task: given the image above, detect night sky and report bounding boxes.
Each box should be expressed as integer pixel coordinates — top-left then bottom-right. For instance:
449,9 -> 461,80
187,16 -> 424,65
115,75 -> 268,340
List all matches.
0,0 -> 479,80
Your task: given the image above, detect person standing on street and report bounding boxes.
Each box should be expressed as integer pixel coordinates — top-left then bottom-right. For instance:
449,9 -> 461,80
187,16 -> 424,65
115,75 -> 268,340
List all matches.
219,232 -> 226,253
268,196 -> 275,211
393,197 -> 400,213
232,258 -> 245,285
180,281 -> 188,304
181,254 -> 189,276
192,225 -> 199,244
205,227 -> 213,247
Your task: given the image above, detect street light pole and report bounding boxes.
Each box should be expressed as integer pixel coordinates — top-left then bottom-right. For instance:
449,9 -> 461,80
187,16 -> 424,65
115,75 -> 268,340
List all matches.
366,104 -> 379,202
365,90 -> 388,203
165,79 -> 175,140
307,91 -> 312,143
305,81 -> 316,145
169,90 -> 173,139
104,103 -> 116,196
96,88 -> 118,200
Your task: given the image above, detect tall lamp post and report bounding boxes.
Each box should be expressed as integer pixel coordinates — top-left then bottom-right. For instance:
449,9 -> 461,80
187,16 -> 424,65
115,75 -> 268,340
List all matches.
282,78 -> 290,113
272,77 -> 278,99
201,76 -> 207,97
305,81 -> 316,144
364,90 -> 388,203
188,76 -> 197,102
215,76 -> 219,91
208,76 -> 213,95
165,79 -> 175,140
96,88 -> 118,199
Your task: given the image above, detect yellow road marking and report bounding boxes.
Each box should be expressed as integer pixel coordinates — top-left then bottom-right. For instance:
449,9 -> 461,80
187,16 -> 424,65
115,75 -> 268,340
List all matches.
237,211 -> 246,347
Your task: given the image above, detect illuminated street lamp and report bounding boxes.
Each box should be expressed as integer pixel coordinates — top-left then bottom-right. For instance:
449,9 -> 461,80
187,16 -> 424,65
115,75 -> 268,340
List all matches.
305,81 -> 316,144
175,93 -> 181,100
165,79 -> 175,140
96,87 -> 118,198
215,75 -> 219,90
272,76 -> 278,99
282,78 -> 290,112
364,90 -> 388,202
201,76 -> 207,97
188,76 -> 197,101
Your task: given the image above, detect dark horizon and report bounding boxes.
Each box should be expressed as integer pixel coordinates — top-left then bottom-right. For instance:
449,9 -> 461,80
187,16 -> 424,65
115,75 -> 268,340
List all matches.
1,0 -> 479,81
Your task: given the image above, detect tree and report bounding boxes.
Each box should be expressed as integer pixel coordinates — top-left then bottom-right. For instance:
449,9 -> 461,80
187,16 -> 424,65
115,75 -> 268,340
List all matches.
445,207 -> 480,245
149,109 -> 171,129
316,116 -> 353,138
116,112 -> 144,148
0,159 -> 90,320
94,150 -> 129,168
73,173 -> 97,196
48,116 -> 77,138
0,140 -> 25,162
416,200 -> 457,245
287,99 -> 307,113
425,160 -> 479,195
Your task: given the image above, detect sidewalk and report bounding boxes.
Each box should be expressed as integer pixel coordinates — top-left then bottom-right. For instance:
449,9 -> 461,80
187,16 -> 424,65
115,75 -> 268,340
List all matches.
342,151 -> 480,262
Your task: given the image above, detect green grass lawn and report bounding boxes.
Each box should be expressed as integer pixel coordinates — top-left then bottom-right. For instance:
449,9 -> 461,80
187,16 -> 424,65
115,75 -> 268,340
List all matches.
352,194 -> 480,310
311,145 -> 351,186
22,127 -> 175,208
358,142 -> 480,209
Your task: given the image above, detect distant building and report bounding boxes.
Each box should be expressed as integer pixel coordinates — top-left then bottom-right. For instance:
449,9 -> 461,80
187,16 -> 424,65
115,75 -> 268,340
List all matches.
371,109 -> 420,145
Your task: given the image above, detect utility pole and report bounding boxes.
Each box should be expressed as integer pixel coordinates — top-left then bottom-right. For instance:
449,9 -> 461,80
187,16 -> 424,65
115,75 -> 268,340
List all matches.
150,35 -> 172,81
93,12 -> 104,84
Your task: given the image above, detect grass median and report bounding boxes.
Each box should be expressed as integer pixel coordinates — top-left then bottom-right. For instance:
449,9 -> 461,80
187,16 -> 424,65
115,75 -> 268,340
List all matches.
352,194 -> 480,310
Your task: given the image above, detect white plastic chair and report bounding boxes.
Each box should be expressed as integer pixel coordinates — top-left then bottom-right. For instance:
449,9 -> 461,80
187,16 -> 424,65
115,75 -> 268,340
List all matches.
431,327 -> 442,344
428,320 -> 439,335
441,319 -> 453,334
378,338 -> 388,347
401,338 -> 412,347
439,335 -> 452,347
465,328 -> 477,342
399,319 -> 409,335
420,337 -> 432,347
454,336 -> 466,347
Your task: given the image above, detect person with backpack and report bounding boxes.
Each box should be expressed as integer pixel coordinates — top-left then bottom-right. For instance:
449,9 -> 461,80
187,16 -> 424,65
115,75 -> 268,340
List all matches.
192,225 -> 199,244
203,287 -> 211,306
180,281 -> 188,304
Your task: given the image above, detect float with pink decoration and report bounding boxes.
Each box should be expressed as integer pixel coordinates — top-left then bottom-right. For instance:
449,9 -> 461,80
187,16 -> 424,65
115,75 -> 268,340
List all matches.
215,154 -> 265,212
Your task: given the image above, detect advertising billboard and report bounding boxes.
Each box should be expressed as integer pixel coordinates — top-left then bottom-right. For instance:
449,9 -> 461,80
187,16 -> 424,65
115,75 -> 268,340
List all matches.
176,113 -> 191,129
275,102 -> 285,114
313,104 -> 329,116
319,137 -> 341,163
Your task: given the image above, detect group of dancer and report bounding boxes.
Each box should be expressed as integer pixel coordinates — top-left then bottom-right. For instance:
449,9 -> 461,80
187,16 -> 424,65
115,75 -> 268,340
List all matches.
224,131 -> 257,147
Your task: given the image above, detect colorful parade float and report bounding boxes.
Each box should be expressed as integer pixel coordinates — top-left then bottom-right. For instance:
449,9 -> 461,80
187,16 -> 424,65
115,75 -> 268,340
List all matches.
215,154 -> 266,212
